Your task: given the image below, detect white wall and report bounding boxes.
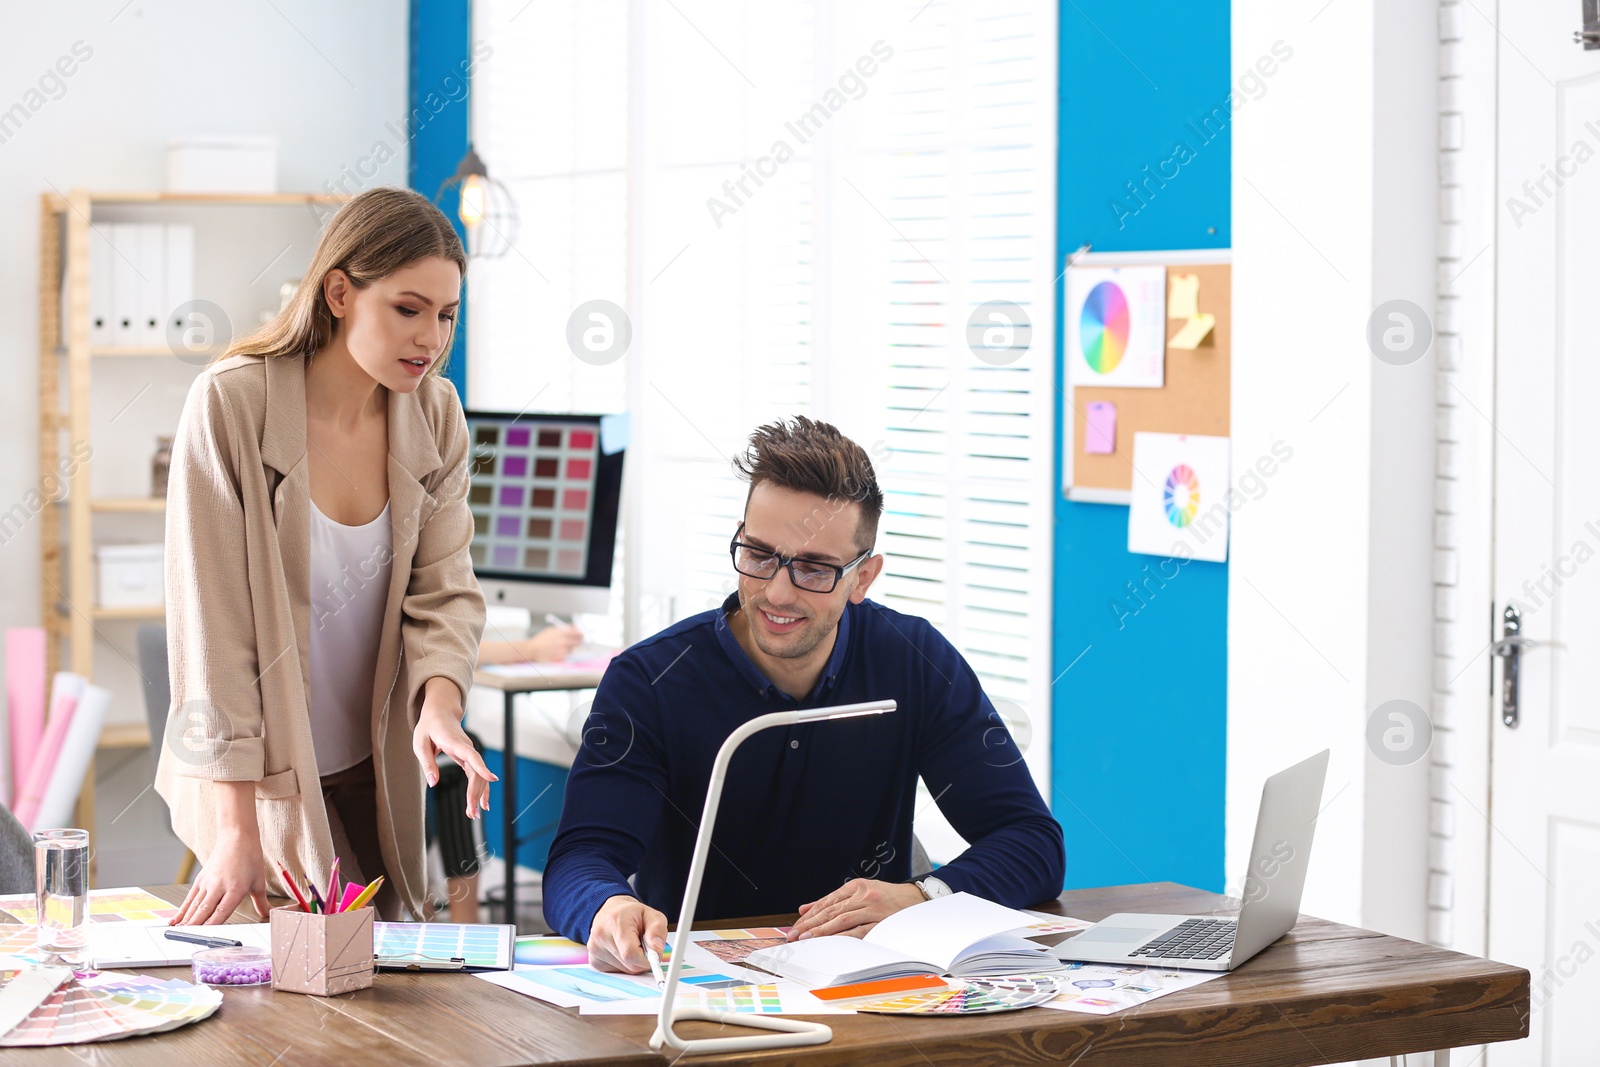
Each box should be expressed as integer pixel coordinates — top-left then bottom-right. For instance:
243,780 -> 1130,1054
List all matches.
0,0 -> 408,883
1231,0 -> 1436,938
1362,0 -> 1439,945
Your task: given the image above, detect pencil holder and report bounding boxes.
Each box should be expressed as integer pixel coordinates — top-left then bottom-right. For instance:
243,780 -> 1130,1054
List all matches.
269,904 -> 374,996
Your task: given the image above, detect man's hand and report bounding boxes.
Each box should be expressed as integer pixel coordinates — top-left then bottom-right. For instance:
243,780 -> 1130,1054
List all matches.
787,878 -> 926,940
588,894 -> 669,973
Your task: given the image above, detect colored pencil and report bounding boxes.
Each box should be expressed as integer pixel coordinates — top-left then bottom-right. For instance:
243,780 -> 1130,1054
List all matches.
345,875 -> 384,912
307,883 -> 324,914
280,867 -> 312,913
326,858 -> 342,914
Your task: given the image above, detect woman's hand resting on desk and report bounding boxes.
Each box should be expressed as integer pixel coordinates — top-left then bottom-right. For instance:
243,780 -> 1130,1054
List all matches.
413,677 -> 498,820
787,878 -> 926,940
170,806 -> 272,926
588,894 -> 669,973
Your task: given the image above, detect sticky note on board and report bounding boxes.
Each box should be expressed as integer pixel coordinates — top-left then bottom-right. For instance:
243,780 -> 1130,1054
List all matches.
1085,401 -> 1116,454
1167,313 -> 1216,350
1167,273 -> 1201,319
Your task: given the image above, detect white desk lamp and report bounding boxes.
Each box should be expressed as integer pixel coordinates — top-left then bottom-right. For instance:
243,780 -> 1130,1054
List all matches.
649,699 -> 898,1057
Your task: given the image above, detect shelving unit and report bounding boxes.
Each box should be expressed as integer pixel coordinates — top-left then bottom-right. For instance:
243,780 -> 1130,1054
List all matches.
37,189 -> 347,851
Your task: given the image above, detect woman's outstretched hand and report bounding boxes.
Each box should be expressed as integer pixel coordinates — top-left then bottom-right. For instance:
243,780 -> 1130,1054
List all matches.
413,677 -> 498,819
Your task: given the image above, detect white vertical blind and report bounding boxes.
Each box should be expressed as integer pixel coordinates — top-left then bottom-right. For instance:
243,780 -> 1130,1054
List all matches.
473,0 -> 1056,804
830,1 -> 1057,809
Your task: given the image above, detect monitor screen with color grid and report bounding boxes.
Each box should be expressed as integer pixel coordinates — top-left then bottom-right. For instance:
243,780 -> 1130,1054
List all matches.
463,411 -> 623,590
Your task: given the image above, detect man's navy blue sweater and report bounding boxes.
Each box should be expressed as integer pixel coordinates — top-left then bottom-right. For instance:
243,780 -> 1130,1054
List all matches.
541,595 -> 1065,941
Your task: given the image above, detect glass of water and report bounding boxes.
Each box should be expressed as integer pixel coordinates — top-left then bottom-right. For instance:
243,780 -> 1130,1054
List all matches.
33,828 -> 89,963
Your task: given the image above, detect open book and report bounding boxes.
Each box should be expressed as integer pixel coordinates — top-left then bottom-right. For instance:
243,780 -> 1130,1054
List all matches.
745,892 -> 1060,988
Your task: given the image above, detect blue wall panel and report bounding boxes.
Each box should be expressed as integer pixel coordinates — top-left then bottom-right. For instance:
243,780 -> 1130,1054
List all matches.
1052,0 -> 1231,893
410,0 -> 471,400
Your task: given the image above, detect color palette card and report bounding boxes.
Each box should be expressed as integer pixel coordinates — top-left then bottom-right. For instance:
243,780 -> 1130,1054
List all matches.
373,922 -> 515,971
467,420 -> 601,578
0,889 -> 177,925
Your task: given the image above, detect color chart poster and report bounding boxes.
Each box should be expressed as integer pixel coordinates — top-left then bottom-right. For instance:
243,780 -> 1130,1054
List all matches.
1065,265 -> 1166,388
468,421 -> 601,578
1127,431 -> 1230,563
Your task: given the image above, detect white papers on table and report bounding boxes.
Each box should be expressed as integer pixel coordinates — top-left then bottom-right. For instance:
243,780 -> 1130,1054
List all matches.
475,964 -> 846,1016
1127,432 -> 1232,563
88,922 -> 272,970
1035,961 -> 1226,1015
1015,910 -> 1095,936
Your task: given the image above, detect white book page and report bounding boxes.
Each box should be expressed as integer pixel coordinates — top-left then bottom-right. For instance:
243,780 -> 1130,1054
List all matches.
864,893 -> 1040,972
748,936 -> 926,982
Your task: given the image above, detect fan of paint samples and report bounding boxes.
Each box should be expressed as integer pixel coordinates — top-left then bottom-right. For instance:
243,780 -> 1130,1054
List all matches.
851,975 -> 1066,1015
0,966 -> 222,1046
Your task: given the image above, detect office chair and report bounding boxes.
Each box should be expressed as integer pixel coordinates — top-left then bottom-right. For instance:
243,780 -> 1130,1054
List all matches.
135,625 -> 196,884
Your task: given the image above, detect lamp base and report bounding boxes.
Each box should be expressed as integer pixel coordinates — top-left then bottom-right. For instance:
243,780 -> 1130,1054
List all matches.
650,1008 -> 832,1055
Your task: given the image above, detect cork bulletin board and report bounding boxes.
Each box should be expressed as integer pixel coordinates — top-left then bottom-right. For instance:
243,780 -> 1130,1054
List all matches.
1063,253 -> 1232,503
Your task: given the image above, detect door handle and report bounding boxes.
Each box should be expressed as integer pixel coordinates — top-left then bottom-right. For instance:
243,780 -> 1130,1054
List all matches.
1493,603 -> 1557,728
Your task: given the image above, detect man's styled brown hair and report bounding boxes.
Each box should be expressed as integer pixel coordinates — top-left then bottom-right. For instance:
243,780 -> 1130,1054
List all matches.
733,417 -> 885,553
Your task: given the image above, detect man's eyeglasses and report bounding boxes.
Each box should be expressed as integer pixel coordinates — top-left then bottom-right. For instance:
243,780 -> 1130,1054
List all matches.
729,522 -> 871,594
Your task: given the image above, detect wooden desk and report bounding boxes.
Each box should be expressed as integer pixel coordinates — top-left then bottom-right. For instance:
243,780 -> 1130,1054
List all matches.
7,882 -> 1528,1066
472,666 -> 606,924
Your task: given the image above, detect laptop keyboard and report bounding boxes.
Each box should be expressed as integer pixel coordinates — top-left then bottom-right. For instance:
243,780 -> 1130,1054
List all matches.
1128,918 -> 1236,960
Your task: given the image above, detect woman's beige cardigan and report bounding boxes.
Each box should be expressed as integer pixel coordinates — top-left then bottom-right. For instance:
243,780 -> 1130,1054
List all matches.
154,353 -> 485,919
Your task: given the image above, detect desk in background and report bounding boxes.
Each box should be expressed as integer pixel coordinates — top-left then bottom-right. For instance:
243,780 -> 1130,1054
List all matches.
5,881 -> 1529,1066
473,664 -> 606,925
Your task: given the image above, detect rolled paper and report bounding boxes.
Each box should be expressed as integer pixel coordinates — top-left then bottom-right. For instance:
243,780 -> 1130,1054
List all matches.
13,673 -> 85,831
33,683 -> 109,831
6,628 -> 48,805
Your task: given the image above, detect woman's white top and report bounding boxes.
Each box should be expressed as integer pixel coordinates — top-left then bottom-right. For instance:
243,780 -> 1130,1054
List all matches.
308,499 -> 393,777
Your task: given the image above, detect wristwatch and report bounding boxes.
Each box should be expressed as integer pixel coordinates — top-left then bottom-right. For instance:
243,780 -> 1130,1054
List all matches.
914,875 -> 952,901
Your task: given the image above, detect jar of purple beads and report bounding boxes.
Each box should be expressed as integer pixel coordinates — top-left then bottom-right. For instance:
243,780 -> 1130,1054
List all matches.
192,945 -> 273,986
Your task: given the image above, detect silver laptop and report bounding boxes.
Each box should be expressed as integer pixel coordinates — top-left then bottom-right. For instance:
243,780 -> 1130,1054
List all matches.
1054,749 -> 1329,972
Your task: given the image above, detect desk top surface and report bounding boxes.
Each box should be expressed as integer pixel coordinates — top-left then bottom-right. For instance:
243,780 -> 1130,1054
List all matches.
472,665 -> 607,692
6,882 -> 1528,1067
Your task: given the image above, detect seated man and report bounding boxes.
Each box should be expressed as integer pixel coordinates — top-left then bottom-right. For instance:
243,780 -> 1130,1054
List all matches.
543,417 -> 1064,972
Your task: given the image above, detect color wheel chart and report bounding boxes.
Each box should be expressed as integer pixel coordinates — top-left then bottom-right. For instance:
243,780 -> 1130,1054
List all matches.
467,420 -> 600,578
1064,264 -> 1167,389
373,922 -> 513,970
1163,464 -> 1200,527
1080,281 -> 1130,374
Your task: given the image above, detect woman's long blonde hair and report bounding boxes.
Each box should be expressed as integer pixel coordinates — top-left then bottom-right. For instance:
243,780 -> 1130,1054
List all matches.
220,187 -> 466,381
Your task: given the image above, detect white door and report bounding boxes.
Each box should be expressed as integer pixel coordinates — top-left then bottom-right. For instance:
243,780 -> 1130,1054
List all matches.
1489,3 -> 1600,1064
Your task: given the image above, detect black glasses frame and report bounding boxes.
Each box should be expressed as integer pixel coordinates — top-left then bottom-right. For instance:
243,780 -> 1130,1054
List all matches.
728,522 -> 872,594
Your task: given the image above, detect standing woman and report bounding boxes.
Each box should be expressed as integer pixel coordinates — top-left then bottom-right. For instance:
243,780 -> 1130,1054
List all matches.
156,187 -> 494,924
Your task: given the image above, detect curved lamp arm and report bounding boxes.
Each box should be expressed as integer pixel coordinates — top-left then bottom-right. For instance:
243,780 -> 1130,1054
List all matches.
649,699 -> 898,1056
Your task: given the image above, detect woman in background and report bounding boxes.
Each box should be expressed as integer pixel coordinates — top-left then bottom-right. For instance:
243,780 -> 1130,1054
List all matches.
157,187 -> 492,924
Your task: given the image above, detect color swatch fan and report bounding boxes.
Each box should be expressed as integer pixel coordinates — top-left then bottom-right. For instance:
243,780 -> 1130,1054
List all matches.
0,966 -> 222,1046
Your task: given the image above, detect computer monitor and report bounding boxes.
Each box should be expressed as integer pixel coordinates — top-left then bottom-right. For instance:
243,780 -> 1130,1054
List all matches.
463,410 -> 624,618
